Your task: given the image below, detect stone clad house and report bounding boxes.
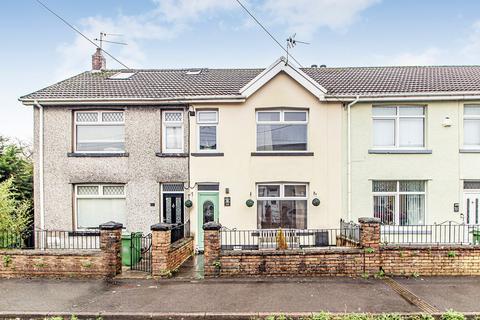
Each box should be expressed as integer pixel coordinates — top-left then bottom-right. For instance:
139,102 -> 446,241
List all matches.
20,52 -> 480,250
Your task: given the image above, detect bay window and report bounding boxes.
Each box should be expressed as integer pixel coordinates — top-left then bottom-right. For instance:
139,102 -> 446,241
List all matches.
162,111 -> 184,153
75,184 -> 126,229
256,110 -> 308,151
464,105 -> 480,148
257,183 -> 307,229
74,111 -> 125,152
197,110 -> 218,151
373,180 -> 425,225
372,106 -> 425,148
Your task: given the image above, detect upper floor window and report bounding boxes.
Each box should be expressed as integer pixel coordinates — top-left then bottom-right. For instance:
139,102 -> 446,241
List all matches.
256,110 -> 308,151
75,184 -> 126,230
162,111 -> 184,153
75,111 -> 125,153
464,105 -> 480,148
373,180 -> 425,225
197,110 -> 218,151
372,106 -> 425,148
257,183 -> 308,229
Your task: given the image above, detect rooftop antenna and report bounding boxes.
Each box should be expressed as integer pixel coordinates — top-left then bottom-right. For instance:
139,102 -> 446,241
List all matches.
94,32 -> 128,50
286,33 -> 309,66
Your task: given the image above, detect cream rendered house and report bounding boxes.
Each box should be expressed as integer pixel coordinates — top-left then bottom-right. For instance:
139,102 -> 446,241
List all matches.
20,54 -> 480,250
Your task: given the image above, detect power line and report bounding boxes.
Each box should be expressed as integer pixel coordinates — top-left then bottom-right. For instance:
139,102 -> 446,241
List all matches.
234,0 -> 303,67
35,0 -> 130,69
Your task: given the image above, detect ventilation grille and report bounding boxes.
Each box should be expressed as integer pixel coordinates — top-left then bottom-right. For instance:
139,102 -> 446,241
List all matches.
464,181 -> 480,190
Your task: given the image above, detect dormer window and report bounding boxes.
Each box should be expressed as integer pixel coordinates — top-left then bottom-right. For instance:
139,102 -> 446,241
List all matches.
74,111 -> 125,153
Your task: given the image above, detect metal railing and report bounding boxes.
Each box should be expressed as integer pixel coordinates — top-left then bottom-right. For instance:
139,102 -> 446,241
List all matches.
340,219 -> 361,244
0,229 -> 100,250
170,220 -> 190,244
220,228 -> 349,251
381,222 -> 480,245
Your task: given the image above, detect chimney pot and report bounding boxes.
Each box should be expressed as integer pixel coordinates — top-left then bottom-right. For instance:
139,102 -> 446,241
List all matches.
92,48 -> 106,71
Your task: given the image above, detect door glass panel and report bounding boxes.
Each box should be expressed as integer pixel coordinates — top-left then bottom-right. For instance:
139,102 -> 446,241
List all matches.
203,200 -> 215,224
165,197 -> 172,223
175,197 -> 182,223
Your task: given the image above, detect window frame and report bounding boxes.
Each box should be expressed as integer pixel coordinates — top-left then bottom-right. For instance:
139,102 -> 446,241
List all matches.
255,109 -> 309,152
74,184 -> 126,231
256,183 -> 308,229
162,110 -> 184,153
463,105 -> 480,149
372,180 -> 426,226
372,105 -> 426,149
196,110 -> 218,152
73,110 -> 125,154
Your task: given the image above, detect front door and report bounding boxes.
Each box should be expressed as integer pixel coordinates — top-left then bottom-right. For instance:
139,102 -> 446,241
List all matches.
464,192 -> 480,225
197,192 -> 219,251
163,193 -> 184,224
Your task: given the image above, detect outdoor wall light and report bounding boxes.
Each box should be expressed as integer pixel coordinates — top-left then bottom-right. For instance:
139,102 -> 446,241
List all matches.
312,198 -> 320,206
246,199 -> 254,207
185,199 -> 193,208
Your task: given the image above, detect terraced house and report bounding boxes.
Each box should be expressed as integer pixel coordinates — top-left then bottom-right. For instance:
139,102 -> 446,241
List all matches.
20,51 -> 480,250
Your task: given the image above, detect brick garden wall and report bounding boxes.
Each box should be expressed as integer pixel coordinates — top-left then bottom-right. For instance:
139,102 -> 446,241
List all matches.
168,237 -> 194,272
0,222 -> 123,279
0,250 -> 108,278
204,219 -> 480,278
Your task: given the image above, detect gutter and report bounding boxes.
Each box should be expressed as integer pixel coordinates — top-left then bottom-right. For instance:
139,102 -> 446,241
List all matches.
33,100 -> 45,243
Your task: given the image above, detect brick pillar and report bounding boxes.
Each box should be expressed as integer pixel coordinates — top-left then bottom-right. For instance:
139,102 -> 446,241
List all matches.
358,217 -> 381,249
203,222 -> 221,277
99,221 -> 123,277
151,223 -> 172,278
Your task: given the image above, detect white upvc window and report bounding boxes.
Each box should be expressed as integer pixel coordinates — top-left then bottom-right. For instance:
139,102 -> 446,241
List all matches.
75,184 -> 126,230
256,183 -> 308,229
197,110 -> 218,151
372,180 -> 426,226
463,105 -> 480,148
256,110 -> 308,151
162,111 -> 184,153
74,111 -> 125,153
372,106 -> 425,149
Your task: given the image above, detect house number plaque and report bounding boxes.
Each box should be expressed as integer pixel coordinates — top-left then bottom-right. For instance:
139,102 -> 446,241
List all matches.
224,197 -> 231,207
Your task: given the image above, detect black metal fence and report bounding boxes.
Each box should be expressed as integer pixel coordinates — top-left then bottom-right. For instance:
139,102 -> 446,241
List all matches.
0,230 -> 100,250
130,233 -> 152,273
340,219 -> 361,244
381,222 -> 480,245
170,220 -> 190,244
220,228 -> 347,250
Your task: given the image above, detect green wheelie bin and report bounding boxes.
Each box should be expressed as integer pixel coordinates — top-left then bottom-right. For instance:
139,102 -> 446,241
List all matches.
121,232 -> 142,266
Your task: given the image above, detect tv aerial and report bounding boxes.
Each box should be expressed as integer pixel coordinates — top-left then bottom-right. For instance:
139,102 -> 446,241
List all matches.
285,33 -> 309,66
94,32 -> 128,50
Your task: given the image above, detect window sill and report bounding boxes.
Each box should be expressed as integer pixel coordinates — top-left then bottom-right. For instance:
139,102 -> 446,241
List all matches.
459,149 -> 480,153
368,149 -> 432,154
251,152 -> 314,156
67,152 -> 129,157
155,152 -> 189,158
191,152 -> 224,157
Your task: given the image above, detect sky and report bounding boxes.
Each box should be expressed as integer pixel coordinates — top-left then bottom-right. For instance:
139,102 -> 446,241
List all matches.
2,0 -> 480,142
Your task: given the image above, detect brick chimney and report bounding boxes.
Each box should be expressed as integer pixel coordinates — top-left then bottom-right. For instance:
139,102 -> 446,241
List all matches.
92,48 -> 106,71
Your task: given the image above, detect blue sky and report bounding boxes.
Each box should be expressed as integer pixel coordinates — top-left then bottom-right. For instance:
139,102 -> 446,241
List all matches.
2,0 -> 480,141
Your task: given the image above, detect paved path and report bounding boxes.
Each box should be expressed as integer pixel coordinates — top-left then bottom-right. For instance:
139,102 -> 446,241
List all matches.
0,277 -> 479,315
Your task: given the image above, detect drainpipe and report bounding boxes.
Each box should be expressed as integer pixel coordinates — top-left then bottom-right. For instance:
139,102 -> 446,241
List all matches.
347,96 -> 360,222
33,100 -> 45,234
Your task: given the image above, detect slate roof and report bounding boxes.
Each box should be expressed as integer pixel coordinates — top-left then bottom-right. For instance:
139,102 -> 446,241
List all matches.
20,65 -> 480,102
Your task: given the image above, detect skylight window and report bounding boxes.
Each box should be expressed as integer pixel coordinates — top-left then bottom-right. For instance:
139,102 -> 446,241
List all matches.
185,70 -> 202,75
108,72 -> 136,80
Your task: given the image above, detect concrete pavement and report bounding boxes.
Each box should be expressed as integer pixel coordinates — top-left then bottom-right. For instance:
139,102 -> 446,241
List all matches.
0,277 -> 479,316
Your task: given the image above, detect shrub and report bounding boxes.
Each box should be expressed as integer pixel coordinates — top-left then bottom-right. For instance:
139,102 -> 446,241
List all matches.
441,310 -> 465,320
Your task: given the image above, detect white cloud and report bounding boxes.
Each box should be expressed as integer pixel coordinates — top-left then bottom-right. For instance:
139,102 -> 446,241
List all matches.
261,0 -> 380,38
388,48 -> 443,66
462,20 -> 480,59
55,0 -> 235,79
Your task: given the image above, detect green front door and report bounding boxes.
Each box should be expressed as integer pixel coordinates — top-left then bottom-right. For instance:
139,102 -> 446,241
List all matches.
197,192 -> 219,251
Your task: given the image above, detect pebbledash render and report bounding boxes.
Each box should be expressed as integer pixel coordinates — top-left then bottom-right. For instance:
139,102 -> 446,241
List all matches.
20,50 -> 480,250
